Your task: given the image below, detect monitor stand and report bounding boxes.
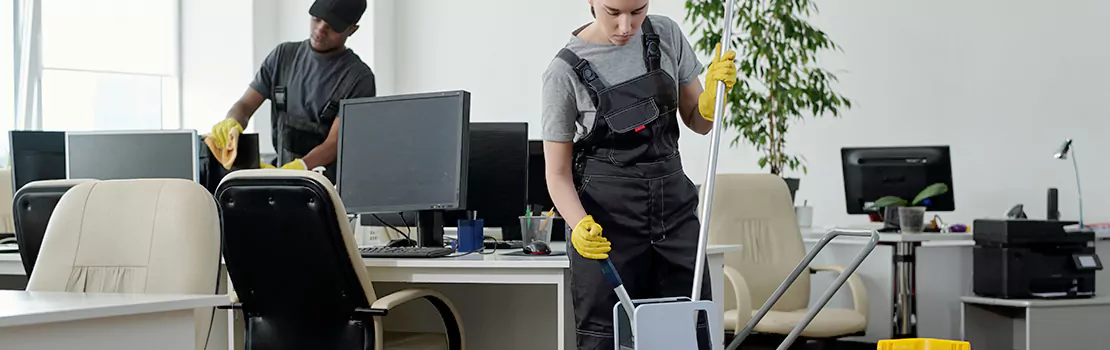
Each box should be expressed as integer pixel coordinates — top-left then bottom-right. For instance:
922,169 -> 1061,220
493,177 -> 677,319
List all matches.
417,210 -> 445,248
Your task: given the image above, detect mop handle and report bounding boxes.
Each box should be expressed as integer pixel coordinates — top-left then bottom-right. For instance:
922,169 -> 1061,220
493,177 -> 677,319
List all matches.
691,0 -> 738,302
598,259 -> 637,322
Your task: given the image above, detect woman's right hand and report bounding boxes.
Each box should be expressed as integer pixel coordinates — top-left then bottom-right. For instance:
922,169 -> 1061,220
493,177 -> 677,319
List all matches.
571,215 -> 611,260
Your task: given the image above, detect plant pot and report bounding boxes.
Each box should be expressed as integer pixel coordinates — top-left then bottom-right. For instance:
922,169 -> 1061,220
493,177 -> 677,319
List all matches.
783,177 -> 800,203
898,207 -> 927,233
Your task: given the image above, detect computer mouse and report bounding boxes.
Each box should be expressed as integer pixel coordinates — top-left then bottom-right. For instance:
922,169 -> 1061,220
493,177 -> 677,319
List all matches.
386,238 -> 417,248
523,241 -> 551,255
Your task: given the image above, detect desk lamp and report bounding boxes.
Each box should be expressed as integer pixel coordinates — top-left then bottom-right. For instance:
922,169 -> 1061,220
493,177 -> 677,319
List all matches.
1054,139 -> 1083,227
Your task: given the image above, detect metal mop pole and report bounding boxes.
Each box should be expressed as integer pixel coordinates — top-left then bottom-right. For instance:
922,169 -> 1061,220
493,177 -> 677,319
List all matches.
692,0 -> 737,302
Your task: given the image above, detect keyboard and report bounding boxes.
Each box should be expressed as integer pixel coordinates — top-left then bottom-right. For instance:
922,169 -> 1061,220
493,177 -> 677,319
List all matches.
360,246 -> 455,258
484,240 -> 524,250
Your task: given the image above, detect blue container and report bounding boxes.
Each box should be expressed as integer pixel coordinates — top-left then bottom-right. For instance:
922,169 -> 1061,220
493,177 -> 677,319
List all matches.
456,219 -> 485,252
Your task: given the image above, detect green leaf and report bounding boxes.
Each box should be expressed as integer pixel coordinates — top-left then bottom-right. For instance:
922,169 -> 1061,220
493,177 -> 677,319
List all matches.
912,183 -> 950,205
869,196 -> 908,209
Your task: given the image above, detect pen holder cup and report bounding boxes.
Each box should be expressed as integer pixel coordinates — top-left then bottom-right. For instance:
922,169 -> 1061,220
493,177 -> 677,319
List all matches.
456,219 -> 484,252
520,216 -> 559,243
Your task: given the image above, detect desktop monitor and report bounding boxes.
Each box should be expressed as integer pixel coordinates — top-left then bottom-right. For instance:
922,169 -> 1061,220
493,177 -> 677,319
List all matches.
337,90 -> 470,247
66,130 -> 199,182
443,122 -> 528,240
528,140 -> 554,211
841,146 -> 955,214
9,131 -> 67,191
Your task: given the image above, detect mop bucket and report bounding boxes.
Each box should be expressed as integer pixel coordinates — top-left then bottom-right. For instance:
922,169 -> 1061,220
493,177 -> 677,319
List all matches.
878,338 -> 971,350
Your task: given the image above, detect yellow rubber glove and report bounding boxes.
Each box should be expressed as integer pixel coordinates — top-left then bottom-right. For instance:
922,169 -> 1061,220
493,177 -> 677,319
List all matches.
260,163 -> 275,169
571,215 -> 611,260
209,119 -> 244,148
698,43 -> 738,121
279,159 -> 307,170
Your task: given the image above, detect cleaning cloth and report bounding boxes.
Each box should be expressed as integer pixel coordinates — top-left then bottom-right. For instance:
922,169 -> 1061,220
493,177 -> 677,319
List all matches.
204,127 -> 241,170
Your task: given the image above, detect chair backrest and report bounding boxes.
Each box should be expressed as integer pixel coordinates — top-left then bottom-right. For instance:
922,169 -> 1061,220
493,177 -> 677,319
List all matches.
0,168 -> 14,234
13,179 -> 95,275
26,179 -> 222,349
705,174 -> 810,312
216,169 -> 376,348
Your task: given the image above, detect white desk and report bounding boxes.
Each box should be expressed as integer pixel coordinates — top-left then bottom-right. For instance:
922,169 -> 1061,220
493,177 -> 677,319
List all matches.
229,242 -> 743,350
0,290 -> 227,350
961,296 -> 1110,349
803,227 -> 973,342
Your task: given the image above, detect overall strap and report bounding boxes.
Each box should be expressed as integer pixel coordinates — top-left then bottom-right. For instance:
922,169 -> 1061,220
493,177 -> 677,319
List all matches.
320,66 -> 364,125
272,42 -> 300,113
556,48 -> 606,107
640,17 -> 662,72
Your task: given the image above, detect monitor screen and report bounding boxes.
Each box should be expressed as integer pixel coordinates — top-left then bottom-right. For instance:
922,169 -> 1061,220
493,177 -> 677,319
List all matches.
443,122 -> 528,237
10,131 -> 67,191
841,146 -> 954,214
66,130 -> 199,182
528,140 -> 554,211
337,91 -> 470,214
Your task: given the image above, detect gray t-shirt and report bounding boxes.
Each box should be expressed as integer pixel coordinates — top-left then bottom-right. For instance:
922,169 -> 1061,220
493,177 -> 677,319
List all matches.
541,15 -> 704,143
251,40 -> 377,124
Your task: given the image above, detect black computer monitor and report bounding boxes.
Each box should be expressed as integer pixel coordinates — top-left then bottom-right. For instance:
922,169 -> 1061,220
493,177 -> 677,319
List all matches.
337,90 -> 471,248
66,130 -> 199,182
441,122 -> 529,240
841,146 -> 955,214
199,133 -> 260,193
528,140 -> 554,211
9,131 -> 67,191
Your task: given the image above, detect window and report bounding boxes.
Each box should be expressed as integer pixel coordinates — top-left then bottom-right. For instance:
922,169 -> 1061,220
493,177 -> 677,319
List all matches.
39,0 -> 178,132
0,4 -> 14,166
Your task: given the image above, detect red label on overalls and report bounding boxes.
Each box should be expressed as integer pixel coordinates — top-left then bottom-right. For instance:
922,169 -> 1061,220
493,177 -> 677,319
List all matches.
634,125 -> 646,132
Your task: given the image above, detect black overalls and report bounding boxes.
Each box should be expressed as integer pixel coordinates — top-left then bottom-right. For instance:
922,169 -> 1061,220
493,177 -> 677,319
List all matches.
268,43 -> 364,184
557,18 -> 713,350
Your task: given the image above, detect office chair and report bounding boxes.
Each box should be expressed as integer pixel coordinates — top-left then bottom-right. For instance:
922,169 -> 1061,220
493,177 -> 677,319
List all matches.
26,179 -> 223,350
216,169 -> 464,350
12,179 -> 95,275
703,174 -> 868,344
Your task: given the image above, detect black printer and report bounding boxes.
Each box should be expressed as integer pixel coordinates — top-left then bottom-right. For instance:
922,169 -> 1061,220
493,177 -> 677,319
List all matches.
973,219 -> 1103,299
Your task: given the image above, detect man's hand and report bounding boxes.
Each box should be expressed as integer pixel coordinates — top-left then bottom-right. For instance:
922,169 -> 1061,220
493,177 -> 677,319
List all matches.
280,159 -> 307,170
260,159 -> 306,170
209,119 -> 244,148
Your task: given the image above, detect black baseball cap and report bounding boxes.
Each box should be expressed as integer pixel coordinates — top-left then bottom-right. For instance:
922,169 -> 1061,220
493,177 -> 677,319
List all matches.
309,0 -> 367,33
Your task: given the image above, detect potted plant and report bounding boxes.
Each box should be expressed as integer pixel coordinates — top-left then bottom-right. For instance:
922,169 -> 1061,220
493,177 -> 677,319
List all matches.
866,183 -> 950,229
684,0 -> 852,202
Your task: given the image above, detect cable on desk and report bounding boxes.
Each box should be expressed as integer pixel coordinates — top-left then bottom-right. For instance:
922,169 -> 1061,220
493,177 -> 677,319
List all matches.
480,236 -> 499,255
371,214 -> 412,242
398,212 -> 412,237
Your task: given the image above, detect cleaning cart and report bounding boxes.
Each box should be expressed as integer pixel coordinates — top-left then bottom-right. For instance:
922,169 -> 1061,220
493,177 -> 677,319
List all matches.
599,0 -> 881,348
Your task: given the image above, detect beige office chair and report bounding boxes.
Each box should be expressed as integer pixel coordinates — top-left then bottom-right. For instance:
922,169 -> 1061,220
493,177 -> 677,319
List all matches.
26,179 -> 223,350
0,168 -> 15,236
216,169 -> 464,350
704,174 -> 868,341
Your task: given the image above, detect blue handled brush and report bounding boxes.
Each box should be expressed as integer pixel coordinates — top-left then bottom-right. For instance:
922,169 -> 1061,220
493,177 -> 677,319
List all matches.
599,259 -> 637,338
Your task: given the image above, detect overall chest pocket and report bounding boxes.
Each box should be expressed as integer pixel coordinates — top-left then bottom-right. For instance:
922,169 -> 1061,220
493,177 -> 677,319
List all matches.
602,97 -> 659,136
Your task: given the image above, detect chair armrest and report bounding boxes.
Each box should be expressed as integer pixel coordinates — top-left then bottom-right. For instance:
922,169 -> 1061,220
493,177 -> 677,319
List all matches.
371,288 -> 466,350
722,265 -> 752,333
809,265 -> 868,318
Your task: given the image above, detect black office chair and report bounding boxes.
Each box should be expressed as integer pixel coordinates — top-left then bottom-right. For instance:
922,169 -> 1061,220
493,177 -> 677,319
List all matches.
12,179 -> 95,275
216,169 -> 465,350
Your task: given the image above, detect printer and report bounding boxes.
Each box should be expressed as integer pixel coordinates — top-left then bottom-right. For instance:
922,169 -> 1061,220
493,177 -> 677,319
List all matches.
973,219 -> 1103,299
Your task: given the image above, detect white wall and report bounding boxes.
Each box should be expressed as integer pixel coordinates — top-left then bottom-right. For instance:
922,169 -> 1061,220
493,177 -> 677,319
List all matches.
385,0 -> 1110,228
181,0 -> 255,134
185,0 -> 384,154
